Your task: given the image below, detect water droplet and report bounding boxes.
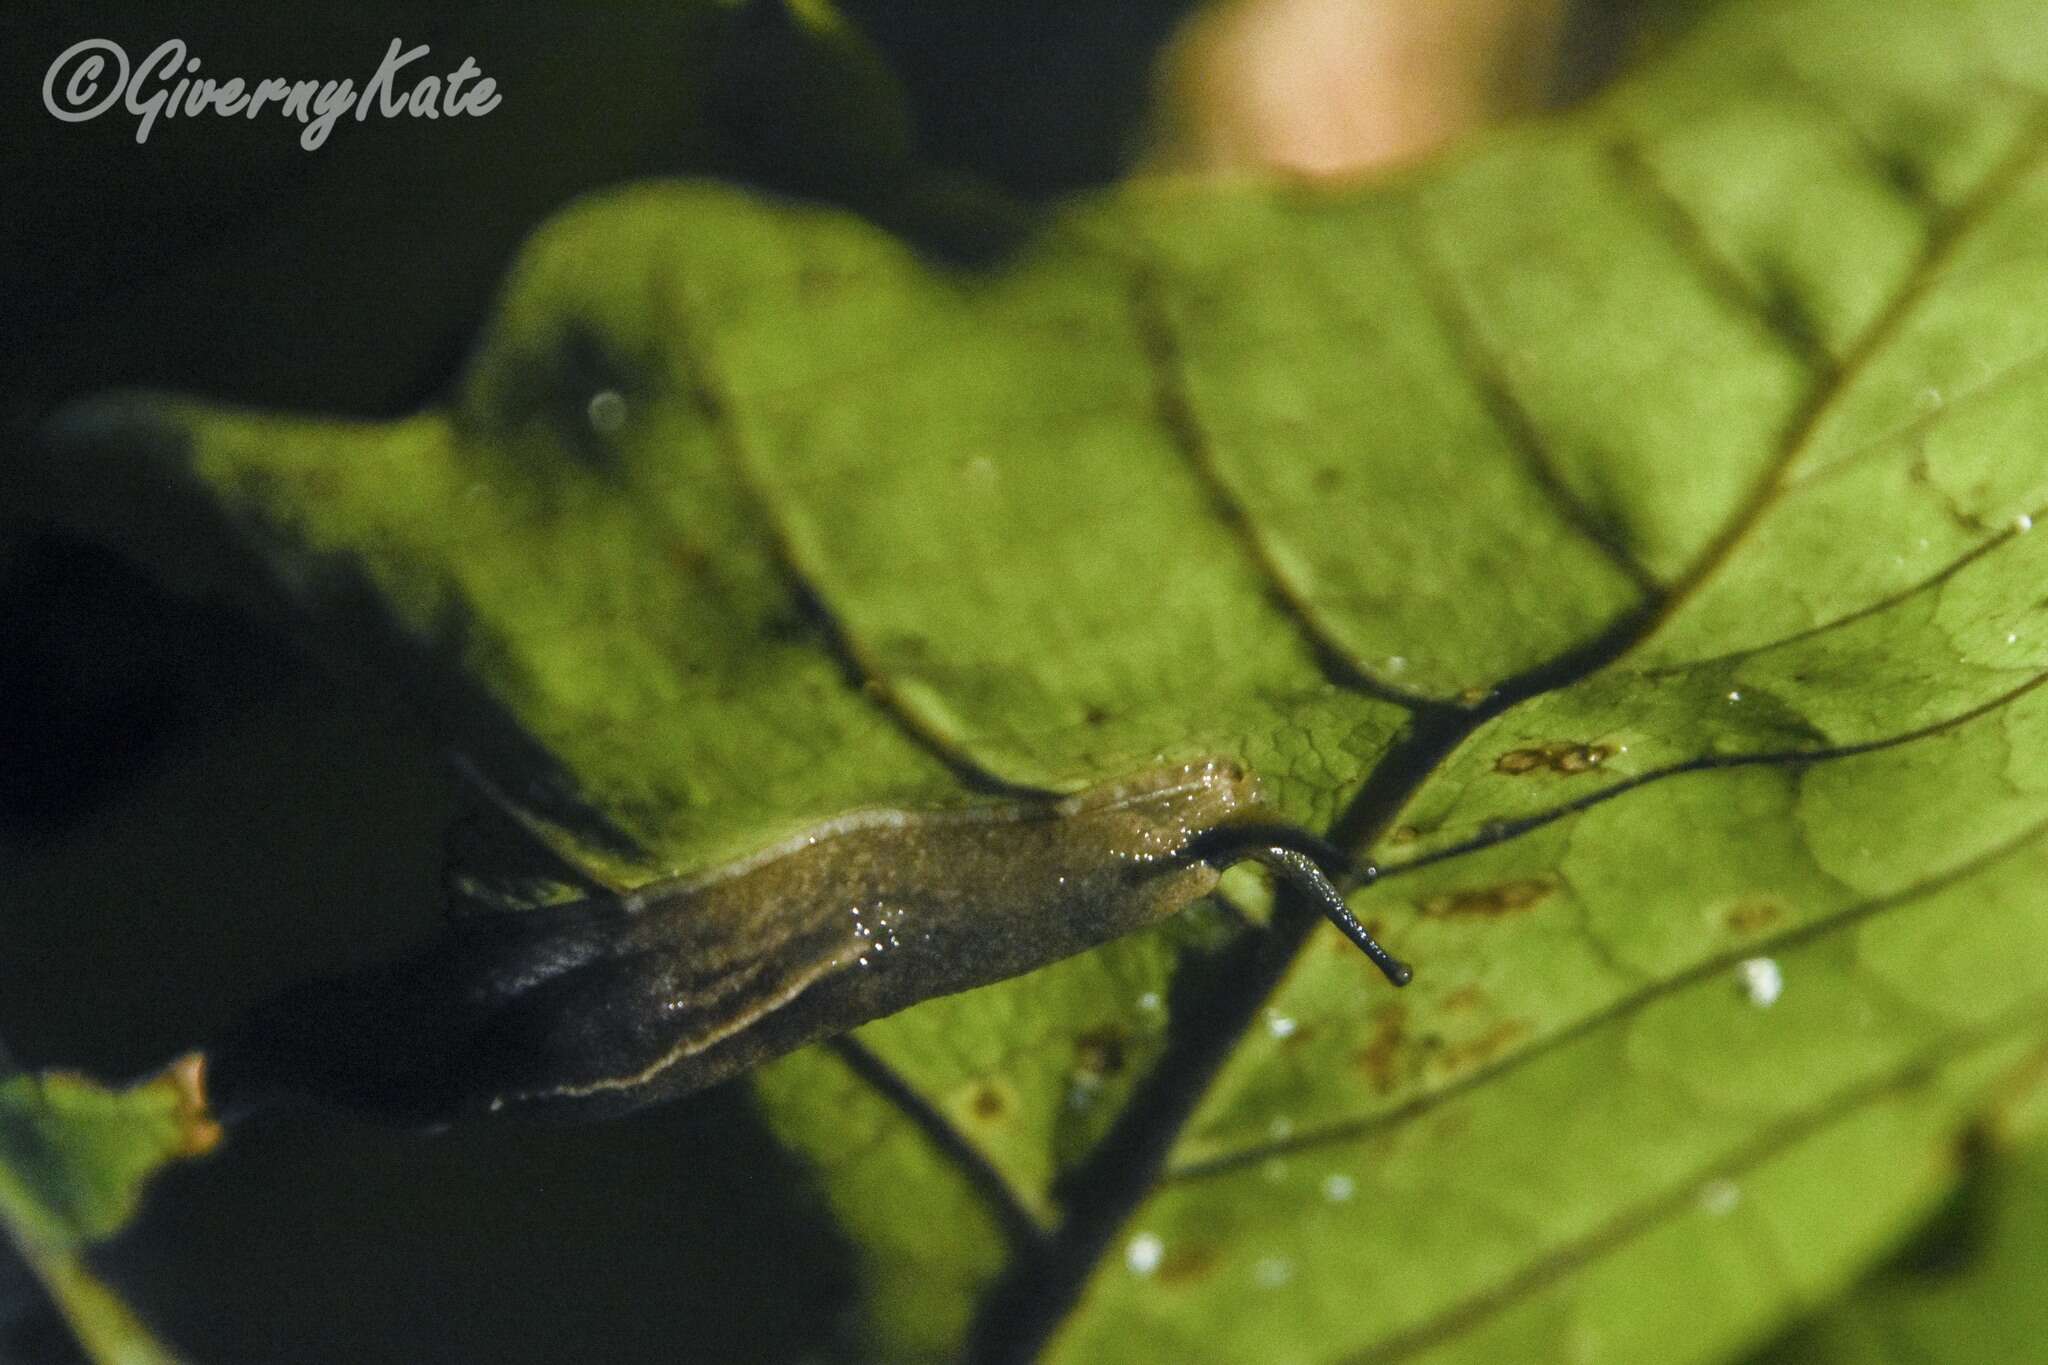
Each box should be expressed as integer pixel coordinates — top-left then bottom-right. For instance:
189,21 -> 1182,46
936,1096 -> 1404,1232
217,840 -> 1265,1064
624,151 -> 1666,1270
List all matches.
1266,1014 -> 1298,1039
2018,513 -> 2036,534
1253,1256 -> 1294,1288
1137,992 -> 1162,1012
586,389 -> 628,434
1698,1179 -> 1741,1216
2009,632 -> 2021,645
1125,1232 -> 1164,1275
1322,1174 -> 1356,1203
1736,956 -> 1782,1007
1726,691 -> 1742,703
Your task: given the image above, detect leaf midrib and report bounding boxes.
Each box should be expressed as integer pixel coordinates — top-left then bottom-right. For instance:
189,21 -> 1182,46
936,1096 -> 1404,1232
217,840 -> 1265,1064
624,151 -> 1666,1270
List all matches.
931,101 -> 2048,1362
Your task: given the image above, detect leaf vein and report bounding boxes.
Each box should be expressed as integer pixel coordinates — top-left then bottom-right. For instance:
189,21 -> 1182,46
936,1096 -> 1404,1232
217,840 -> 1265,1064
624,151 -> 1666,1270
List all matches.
826,1036 -> 1051,1252
1339,1002 -> 2048,1363
1404,220 -> 1666,598
1612,117 -> 2048,669
657,271 -> 1045,799
1379,661 -> 2048,877
1168,812 -> 2048,1184
1607,136 -> 1842,375
1124,267 -> 1436,711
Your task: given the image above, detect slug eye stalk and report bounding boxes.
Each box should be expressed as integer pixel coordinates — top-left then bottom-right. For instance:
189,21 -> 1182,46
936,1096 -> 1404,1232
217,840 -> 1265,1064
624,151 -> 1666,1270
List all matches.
1185,827 -> 1412,987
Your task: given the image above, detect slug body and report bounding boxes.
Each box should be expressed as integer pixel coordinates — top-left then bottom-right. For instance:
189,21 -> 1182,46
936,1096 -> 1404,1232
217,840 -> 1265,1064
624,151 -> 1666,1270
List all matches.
214,759 -> 1262,1122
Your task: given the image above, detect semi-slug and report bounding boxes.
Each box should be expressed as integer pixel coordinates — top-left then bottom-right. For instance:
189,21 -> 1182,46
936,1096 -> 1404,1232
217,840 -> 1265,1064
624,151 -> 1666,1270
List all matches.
211,758 -> 1408,1123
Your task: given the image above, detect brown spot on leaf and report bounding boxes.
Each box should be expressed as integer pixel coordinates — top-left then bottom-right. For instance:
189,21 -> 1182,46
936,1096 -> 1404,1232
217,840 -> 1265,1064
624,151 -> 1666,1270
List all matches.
664,537 -> 709,576
1418,878 -> 1553,919
1351,1005 -> 1408,1094
1429,1108 -> 1474,1142
1723,899 -> 1784,935
1074,1028 -> 1129,1081
968,1083 -> 1012,1122
798,265 -> 853,300
1429,1019 -> 1532,1079
1441,983 -> 1488,1013
1494,742 -> 1615,775
1157,1243 -> 1221,1286
1386,825 -> 1420,846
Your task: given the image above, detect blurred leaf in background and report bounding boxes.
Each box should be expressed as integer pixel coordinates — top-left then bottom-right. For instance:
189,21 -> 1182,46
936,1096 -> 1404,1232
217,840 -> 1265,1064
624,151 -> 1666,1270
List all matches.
1752,1132 -> 2048,1363
0,1058 -> 217,1364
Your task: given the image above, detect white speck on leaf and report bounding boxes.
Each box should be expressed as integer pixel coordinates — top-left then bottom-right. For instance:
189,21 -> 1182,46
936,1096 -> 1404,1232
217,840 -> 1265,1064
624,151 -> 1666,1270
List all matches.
1323,1173 -> 1356,1203
1699,1179 -> 1742,1215
1266,1013 -> 1298,1039
1254,1256 -> 1294,1288
1737,957 -> 1782,1007
1126,1232 -> 1164,1275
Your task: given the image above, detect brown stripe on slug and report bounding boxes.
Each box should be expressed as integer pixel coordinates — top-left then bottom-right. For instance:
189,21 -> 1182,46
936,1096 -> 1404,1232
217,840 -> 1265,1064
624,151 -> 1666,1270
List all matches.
210,759 -> 1263,1124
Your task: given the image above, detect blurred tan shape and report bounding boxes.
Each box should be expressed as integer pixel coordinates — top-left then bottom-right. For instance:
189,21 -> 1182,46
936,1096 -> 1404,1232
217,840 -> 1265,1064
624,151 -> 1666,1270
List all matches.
1148,0 -> 1567,180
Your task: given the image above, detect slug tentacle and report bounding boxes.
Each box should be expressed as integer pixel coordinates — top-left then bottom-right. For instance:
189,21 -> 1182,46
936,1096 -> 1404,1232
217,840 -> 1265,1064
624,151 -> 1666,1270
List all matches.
1179,822 -> 1411,986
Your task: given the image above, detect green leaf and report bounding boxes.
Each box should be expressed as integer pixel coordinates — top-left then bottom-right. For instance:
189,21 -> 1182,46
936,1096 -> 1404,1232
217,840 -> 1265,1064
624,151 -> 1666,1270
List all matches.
0,1059 -> 218,1364
1749,1078 -> 2048,1364
30,0 -> 2048,1358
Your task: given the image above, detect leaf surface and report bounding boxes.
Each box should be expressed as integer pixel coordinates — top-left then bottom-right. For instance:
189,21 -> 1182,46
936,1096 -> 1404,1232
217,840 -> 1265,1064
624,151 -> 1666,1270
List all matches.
0,1060 -> 217,1364
32,0 -> 2048,1358
1750,1107 -> 2048,1364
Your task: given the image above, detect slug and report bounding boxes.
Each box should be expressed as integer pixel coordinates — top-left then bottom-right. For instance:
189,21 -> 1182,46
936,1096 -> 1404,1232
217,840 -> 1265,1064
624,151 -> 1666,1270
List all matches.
210,758 -> 1407,1124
